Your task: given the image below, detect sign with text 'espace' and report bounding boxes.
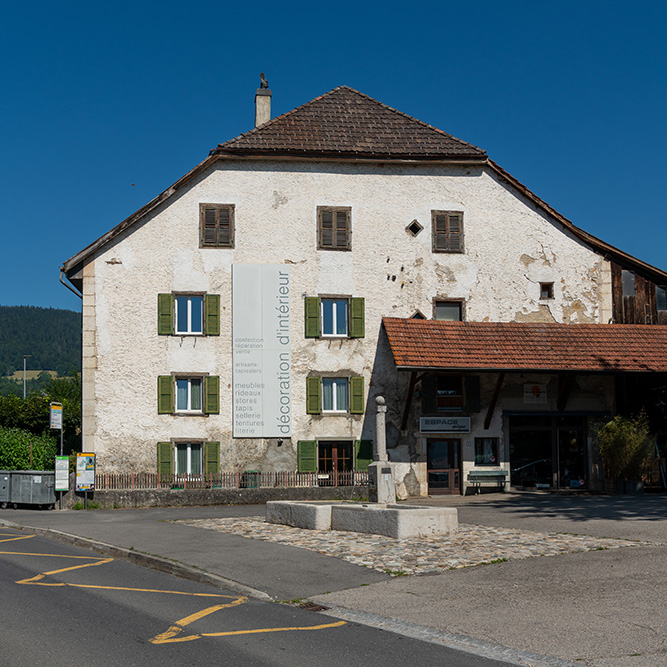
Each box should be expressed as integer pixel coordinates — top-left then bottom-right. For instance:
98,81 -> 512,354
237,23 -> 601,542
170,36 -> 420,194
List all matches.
232,264 -> 291,438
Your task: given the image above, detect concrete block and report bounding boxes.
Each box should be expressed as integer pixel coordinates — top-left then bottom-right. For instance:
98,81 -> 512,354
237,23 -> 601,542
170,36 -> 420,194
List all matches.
331,504 -> 458,539
266,501 -> 332,530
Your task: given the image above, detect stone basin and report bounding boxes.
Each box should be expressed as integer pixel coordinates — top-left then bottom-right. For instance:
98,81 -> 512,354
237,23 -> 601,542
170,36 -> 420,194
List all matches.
266,501 -> 458,539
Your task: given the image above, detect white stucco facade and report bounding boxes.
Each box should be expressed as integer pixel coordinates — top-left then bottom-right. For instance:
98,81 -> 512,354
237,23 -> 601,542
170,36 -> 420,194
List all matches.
77,156 -> 615,495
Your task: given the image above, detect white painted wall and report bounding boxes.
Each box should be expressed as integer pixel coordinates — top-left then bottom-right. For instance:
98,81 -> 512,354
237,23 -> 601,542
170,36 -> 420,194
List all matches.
81,158 -> 611,479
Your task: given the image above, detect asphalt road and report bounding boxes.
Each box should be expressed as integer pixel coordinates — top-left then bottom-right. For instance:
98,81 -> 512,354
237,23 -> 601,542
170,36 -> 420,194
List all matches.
0,527 -> 510,667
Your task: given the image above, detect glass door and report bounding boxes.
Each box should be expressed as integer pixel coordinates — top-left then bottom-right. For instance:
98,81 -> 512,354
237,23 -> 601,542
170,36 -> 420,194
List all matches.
427,439 -> 461,494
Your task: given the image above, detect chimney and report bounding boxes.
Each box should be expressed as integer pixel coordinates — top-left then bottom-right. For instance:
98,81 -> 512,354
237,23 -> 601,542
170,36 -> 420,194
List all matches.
255,72 -> 271,127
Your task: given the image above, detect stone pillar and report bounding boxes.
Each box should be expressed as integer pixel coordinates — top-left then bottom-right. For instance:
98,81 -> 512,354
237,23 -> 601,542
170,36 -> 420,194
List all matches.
255,88 -> 271,127
368,395 -> 396,504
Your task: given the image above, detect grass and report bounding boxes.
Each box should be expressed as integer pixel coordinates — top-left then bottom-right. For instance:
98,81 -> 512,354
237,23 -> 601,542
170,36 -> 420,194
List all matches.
72,501 -> 100,510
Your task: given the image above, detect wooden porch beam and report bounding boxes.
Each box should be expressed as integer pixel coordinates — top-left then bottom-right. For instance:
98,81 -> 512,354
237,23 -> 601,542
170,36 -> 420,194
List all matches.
484,372 -> 505,430
400,371 -> 426,431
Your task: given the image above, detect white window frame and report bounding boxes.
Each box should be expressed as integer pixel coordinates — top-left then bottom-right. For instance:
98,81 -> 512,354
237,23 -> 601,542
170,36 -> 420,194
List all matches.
174,295 -> 204,335
175,377 -> 203,413
322,377 -> 349,412
174,442 -> 203,475
321,298 -> 349,337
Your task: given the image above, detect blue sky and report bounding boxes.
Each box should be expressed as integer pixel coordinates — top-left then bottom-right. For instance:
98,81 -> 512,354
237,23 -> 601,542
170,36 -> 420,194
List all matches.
2,1 -> 666,312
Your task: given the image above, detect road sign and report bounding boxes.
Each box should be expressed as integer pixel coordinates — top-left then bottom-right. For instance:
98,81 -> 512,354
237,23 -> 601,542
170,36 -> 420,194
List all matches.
50,403 -> 63,430
76,453 -> 95,491
55,456 -> 69,492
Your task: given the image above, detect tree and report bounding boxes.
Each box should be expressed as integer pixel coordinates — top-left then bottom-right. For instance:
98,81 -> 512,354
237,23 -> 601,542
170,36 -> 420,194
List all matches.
596,412 -> 654,482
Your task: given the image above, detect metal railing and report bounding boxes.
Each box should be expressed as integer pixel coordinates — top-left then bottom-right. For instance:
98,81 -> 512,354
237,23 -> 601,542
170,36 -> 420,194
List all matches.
94,470 -> 368,491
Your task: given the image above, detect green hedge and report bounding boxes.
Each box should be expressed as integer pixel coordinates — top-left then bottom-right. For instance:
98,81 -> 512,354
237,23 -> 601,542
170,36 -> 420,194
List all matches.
0,425 -> 58,471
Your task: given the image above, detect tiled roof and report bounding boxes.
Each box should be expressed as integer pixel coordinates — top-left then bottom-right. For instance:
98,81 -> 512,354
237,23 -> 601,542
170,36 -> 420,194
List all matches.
215,86 -> 486,160
382,318 -> 667,373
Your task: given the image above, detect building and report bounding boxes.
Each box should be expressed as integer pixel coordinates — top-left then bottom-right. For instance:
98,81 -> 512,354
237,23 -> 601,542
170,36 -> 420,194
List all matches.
61,83 -> 667,496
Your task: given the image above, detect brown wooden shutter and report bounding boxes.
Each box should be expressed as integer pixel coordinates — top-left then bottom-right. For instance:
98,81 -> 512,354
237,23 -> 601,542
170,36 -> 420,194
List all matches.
335,210 -> 349,249
306,376 -> 321,414
447,213 -> 462,251
350,376 -> 365,414
320,209 -> 333,248
202,207 -> 218,246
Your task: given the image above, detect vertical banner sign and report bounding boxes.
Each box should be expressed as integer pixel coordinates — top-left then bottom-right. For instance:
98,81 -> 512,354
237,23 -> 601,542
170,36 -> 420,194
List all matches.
233,264 -> 291,437
50,402 -> 63,429
54,456 -> 69,492
76,453 -> 95,491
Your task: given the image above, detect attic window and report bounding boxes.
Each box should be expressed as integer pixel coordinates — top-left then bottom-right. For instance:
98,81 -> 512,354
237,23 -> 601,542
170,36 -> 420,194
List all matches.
539,283 -> 554,300
200,204 -> 234,248
318,207 -> 351,251
657,286 -> 667,311
432,211 -> 464,253
406,220 -> 423,237
622,270 -> 636,297
410,310 -> 426,319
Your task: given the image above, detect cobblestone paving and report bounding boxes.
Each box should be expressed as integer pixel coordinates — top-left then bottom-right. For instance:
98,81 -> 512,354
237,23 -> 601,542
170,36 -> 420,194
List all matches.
177,517 -> 645,575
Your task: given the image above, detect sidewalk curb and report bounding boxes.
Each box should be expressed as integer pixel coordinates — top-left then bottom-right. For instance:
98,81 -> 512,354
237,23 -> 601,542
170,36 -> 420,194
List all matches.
319,604 -> 576,667
0,519 -> 273,602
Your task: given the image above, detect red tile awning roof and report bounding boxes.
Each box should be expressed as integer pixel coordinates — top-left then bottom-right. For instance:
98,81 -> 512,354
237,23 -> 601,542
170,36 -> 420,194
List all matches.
382,318 -> 667,373
215,86 -> 486,160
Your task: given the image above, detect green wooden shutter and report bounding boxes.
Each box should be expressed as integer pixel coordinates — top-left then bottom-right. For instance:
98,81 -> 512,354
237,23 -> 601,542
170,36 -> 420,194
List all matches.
349,297 -> 365,338
297,440 -> 318,472
158,294 -> 173,335
421,373 -> 437,414
350,376 -> 365,414
204,442 -> 220,474
204,294 -> 220,336
204,376 -> 220,414
306,376 -> 321,414
304,297 -> 321,338
157,376 -> 174,414
157,442 -> 173,476
465,375 -> 481,413
354,440 -> 373,471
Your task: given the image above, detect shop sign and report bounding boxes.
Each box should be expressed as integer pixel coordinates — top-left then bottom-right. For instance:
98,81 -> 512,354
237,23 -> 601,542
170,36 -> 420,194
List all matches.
420,417 -> 471,433
524,383 -> 547,404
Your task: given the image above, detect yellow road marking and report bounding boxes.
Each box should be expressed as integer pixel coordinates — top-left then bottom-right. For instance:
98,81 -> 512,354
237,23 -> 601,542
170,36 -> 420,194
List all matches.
1,551 -> 103,559
3,535 -> 347,643
0,535 -> 35,544
150,603 -> 345,644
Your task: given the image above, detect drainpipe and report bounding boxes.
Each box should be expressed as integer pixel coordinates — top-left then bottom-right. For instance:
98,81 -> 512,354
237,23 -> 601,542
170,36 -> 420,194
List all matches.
59,268 -> 82,299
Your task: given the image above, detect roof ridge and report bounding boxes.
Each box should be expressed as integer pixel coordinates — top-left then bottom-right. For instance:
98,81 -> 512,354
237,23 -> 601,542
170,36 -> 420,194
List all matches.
214,85 -> 485,156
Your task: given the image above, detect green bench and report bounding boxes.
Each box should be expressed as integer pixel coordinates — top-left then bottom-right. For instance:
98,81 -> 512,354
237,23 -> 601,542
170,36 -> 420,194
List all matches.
467,470 -> 508,494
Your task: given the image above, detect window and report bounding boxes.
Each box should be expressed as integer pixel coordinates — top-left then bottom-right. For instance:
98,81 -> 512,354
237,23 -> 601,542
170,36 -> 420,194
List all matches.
322,299 -> 348,336
318,207 -> 351,250
434,301 -> 463,321
157,441 -> 219,476
158,294 -> 220,336
175,296 -> 203,334
406,219 -> 423,237
176,377 -> 203,412
296,440 -> 373,473
539,283 -> 554,300
322,378 -> 349,412
657,286 -> 667,311
200,204 -> 234,248
157,375 -> 220,415
622,270 -> 635,297
432,211 -> 464,253
304,296 -> 364,338
475,438 -> 499,465
436,375 -> 464,411
306,376 -> 365,414
175,442 -> 202,475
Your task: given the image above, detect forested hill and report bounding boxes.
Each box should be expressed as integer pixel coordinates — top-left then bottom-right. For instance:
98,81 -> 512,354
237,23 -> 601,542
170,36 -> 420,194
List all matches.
0,306 -> 81,376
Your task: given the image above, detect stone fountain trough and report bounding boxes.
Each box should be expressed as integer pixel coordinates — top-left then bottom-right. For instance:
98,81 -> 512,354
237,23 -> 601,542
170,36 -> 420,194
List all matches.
266,501 -> 458,539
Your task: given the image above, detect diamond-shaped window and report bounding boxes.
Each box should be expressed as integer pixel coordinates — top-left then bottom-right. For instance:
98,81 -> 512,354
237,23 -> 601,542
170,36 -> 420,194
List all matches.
406,220 -> 423,237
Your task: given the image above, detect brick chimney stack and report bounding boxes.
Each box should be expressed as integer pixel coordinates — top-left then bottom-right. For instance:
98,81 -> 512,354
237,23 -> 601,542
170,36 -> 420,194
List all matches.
255,73 -> 271,127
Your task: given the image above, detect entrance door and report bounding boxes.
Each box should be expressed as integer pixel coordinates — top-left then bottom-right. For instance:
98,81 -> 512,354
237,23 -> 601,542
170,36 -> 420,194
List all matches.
318,441 -> 353,486
427,439 -> 461,494
557,418 -> 587,489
